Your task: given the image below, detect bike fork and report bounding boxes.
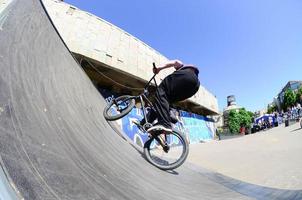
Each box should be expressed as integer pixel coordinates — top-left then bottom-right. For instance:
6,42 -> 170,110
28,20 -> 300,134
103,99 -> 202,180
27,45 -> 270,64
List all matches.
140,96 -> 148,123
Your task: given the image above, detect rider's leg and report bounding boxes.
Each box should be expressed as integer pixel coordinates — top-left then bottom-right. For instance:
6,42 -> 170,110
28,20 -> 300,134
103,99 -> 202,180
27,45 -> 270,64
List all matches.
140,107 -> 157,125
153,86 -> 172,129
149,69 -> 200,131
142,85 -> 173,132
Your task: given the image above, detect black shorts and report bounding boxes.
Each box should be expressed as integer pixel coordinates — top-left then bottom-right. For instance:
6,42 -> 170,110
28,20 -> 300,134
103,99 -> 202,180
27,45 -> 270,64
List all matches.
160,68 -> 200,103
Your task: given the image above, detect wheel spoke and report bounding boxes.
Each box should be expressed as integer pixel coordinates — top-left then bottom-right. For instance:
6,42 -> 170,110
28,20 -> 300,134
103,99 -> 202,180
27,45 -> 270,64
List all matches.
103,95 -> 135,121
146,132 -> 187,168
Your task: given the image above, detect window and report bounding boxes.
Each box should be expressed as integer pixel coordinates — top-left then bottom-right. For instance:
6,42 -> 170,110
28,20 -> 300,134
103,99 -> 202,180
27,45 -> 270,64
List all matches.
291,82 -> 301,91
66,7 -> 76,15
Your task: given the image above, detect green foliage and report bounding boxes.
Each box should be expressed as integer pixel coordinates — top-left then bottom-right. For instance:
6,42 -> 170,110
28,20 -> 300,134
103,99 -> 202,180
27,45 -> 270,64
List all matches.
248,111 -> 255,122
283,89 -> 296,110
228,110 -> 240,133
228,108 -> 253,133
296,87 -> 302,104
238,108 -> 253,128
247,111 -> 254,118
267,104 -> 277,114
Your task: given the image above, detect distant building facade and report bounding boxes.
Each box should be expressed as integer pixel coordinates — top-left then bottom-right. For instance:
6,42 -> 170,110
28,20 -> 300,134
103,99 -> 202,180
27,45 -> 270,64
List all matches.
274,81 -> 302,111
223,95 -> 242,127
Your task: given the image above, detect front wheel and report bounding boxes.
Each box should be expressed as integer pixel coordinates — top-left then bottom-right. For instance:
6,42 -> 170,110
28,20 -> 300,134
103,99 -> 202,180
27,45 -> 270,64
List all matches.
103,95 -> 135,121
143,130 -> 189,170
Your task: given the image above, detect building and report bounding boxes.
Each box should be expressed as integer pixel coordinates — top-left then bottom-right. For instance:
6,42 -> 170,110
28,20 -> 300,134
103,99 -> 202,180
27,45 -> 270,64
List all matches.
223,95 -> 242,127
275,81 -> 302,111
42,0 -> 220,144
43,0 -> 218,116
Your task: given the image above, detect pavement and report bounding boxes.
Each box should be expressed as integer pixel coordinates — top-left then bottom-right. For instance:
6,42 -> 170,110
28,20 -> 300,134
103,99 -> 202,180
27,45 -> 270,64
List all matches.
188,122 -> 302,190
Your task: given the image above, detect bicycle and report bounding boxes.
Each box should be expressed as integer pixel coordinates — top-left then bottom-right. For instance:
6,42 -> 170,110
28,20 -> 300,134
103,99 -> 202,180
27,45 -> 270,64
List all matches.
103,63 -> 189,170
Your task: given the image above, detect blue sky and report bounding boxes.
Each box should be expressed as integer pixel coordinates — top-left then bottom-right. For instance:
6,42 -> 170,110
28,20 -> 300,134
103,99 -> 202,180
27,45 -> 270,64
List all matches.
65,0 -> 302,112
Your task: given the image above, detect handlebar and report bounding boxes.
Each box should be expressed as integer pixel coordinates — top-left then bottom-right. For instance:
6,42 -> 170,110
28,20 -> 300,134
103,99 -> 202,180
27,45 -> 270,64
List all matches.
144,63 -> 158,90
152,62 -> 157,72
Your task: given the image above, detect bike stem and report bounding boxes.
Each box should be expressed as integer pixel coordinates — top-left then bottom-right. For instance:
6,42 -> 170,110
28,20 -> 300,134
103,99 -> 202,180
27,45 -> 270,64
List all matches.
144,73 -> 157,90
144,62 -> 159,90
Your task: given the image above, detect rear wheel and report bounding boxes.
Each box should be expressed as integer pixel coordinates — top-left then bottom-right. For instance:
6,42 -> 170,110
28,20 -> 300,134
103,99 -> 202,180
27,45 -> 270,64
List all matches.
103,95 -> 135,121
143,130 -> 189,170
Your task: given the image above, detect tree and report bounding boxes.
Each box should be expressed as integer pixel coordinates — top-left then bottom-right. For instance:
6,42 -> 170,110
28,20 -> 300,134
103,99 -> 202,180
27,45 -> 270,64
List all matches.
283,89 -> 296,110
228,108 -> 253,133
296,87 -> 302,104
238,108 -> 253,128
228,110 -> 240,133
267,104 -> 277,114
247,111 -> 254,118
248,111 -> 255,123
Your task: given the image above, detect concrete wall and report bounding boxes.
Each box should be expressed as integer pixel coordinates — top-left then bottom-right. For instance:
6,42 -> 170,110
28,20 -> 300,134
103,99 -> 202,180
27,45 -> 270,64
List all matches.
43,0 -> 219,114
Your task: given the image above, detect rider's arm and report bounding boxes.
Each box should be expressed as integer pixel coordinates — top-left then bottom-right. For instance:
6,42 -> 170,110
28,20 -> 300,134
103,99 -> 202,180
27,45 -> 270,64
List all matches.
153,60 -> 183,74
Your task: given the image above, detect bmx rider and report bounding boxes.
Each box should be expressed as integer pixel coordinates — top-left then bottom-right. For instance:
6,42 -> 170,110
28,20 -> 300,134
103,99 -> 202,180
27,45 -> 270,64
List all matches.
135,59 -> 200,133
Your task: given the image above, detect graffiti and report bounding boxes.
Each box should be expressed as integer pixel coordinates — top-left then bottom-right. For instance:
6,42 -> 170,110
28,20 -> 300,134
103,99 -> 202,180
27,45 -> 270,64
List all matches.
121,108 -> 149,146
105,95 -> 115,104
179,111 -> 214,143
98,87 -> 215,146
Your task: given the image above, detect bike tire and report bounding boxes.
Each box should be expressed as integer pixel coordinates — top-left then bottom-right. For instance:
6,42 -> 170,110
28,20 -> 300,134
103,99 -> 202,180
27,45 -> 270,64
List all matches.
103,95 -> 135,121
143,130 -> 189,170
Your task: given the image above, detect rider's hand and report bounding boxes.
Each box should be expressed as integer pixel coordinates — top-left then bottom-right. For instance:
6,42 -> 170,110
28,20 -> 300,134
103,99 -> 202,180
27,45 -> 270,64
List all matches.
153,67 -> 160,74
173,60 -> 184,70
174,65 -> 182,70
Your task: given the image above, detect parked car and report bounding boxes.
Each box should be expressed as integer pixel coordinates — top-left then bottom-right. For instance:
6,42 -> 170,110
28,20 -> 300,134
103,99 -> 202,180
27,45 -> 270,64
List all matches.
251,124 -> 261,133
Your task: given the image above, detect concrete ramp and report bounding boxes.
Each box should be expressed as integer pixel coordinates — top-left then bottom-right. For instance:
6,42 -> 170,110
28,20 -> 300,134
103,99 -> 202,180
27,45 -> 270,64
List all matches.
0,0 -> 300,199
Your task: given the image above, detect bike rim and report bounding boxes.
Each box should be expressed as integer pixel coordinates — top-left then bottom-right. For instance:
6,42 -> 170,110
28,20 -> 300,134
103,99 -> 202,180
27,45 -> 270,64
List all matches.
106,97 -> 132,117
147,132 -> 186,168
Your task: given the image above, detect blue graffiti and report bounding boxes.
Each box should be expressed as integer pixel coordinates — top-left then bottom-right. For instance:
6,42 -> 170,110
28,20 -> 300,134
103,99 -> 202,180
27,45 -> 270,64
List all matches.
121,108 -> 214,146
180,111 -> 214,143
100,87 -> 215,146
122,108 -> 149,146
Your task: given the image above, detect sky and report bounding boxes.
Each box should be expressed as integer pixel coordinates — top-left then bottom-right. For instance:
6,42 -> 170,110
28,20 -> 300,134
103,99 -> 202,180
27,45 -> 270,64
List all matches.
64,0 -> 302,112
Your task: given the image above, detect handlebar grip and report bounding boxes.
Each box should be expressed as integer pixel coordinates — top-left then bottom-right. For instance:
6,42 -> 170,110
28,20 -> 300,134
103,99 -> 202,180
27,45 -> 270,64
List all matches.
152,62 -> 157,69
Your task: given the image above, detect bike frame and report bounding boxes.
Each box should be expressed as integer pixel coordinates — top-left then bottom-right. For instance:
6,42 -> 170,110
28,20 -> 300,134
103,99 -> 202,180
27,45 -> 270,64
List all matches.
136,73 -> 158,125
114,63 -> 165,128
138,75 -> 170,149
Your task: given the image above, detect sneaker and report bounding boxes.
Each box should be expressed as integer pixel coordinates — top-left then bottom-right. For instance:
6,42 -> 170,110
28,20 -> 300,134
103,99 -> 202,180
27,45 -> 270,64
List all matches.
147,124 -> 172,133
132,119 -> 145,132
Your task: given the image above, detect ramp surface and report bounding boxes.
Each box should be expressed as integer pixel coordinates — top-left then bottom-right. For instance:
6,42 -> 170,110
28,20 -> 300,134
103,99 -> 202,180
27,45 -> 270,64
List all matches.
0,0 -> 301,199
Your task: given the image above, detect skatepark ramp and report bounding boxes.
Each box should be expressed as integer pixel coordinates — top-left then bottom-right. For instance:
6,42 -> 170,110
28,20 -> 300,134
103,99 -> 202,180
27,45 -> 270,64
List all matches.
0,0 -> 301,199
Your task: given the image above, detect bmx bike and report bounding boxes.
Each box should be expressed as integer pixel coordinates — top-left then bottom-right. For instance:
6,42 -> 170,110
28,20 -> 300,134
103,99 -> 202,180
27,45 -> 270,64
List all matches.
103,63 -> 189,170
